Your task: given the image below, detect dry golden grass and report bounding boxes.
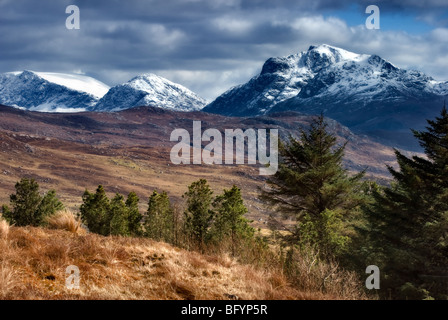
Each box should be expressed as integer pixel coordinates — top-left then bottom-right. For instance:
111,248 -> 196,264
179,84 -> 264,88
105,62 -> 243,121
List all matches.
284,248 -> 369,300
45,210 -> 84,235
0,218 -> 9,239
0,226 -> 361,300
0,263 -> 15,297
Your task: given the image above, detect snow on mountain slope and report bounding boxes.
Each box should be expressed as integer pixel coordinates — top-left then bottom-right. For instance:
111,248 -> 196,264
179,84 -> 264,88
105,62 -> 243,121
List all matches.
34,72 -> 110,98
203,44 -> 448,150
93,73 -> 206,112
204,44 -> 448,117
0,70 -> 110,112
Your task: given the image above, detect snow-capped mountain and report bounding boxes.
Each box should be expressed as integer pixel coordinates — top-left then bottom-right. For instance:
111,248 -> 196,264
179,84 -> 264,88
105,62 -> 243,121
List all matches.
93,73 -> 206,112
204,44 -> 448,149
0,70 -> 110,112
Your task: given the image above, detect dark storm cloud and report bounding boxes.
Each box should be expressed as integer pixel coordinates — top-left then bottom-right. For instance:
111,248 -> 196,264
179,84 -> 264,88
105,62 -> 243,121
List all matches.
0,0 -> 448,101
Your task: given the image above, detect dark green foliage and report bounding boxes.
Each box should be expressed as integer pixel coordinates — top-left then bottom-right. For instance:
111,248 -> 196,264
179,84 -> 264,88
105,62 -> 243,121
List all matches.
109,193 -> 130,236
80,186 -> 144,237
363,105 -> 448,299
126,192 -> 143,236
2,178 -> 63,226
299,208 -> 350,256
183,179 -> 214,247
210,185 -> 254,255
260,114 -> 366,257
145,190 -> 174,242
37,190 -> 64,222
80,185 -> 111,235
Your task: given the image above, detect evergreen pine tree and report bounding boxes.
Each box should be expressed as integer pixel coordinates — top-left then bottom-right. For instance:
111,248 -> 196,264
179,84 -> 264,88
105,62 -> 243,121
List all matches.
260,114 -> 365,256
364,104 -> 448,299
109,193 -> 130,236
2,178 -> 63,226
211,185 -> 254,255
183,179 -> 214,248
145,190 -> 174,242
80,185 -> 110,235
126,192 -> 142,236
37,190 -> 64,223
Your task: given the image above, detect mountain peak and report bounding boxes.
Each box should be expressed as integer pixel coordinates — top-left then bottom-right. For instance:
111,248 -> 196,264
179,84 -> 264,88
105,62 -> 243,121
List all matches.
301,44 -> 369,70
0,70 -> 205,113
93,73 -> 206,112
132,73 -> 161,80
6,70 -> 110,99
127,73 -> 191,94
203,45 -> 448,149
0,70 -> 109,112
260,44 -> 371,76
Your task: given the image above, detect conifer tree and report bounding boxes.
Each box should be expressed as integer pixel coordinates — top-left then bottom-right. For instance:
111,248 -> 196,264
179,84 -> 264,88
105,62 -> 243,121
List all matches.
109,193 -> 130,236
260,114 -> 365,256
2,178 -> 63,226
145,190 -> 174,242
183,179 -> 214,247
80,185 -> 110,235
211,185 -> 254,255
364,104 -> 448,299
126,192 -> 143,236
37,190 -> 64,222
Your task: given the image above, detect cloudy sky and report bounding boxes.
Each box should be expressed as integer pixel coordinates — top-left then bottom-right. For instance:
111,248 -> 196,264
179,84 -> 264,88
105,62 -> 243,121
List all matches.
1,0 -> 448,101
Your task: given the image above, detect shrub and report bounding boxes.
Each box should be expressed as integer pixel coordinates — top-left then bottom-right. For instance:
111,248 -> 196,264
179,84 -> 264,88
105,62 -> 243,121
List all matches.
282,245 -> 367,299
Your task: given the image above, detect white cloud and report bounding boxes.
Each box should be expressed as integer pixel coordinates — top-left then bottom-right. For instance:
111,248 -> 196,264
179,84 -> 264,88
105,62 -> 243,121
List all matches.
213,16 -> 254,34
157,66 -> 260,102
1,1 -> 448,101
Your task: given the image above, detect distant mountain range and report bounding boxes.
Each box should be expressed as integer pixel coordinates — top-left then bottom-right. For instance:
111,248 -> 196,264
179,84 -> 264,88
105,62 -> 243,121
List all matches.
1,44 -> 447,149
0,71 -> 205,113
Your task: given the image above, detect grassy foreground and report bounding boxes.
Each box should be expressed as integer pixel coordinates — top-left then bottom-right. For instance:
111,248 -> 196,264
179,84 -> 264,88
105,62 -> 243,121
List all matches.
0,214 -> 368,300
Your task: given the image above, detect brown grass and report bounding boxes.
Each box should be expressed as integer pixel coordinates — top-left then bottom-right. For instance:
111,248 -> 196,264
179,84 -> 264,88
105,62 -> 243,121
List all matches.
0,219 -> 9,239
284,247 -> 368,300
0,226 -> 355,300
0,263 -> 15,297
45,210 -> 84,235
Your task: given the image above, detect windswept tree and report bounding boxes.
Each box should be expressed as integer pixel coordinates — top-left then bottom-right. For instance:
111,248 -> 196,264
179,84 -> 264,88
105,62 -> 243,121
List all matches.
2,178 -> 63,226
260,114 -> 366,256
145,190 -> 174,242
364,104 -> 448,299
183,179 -> 214,248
